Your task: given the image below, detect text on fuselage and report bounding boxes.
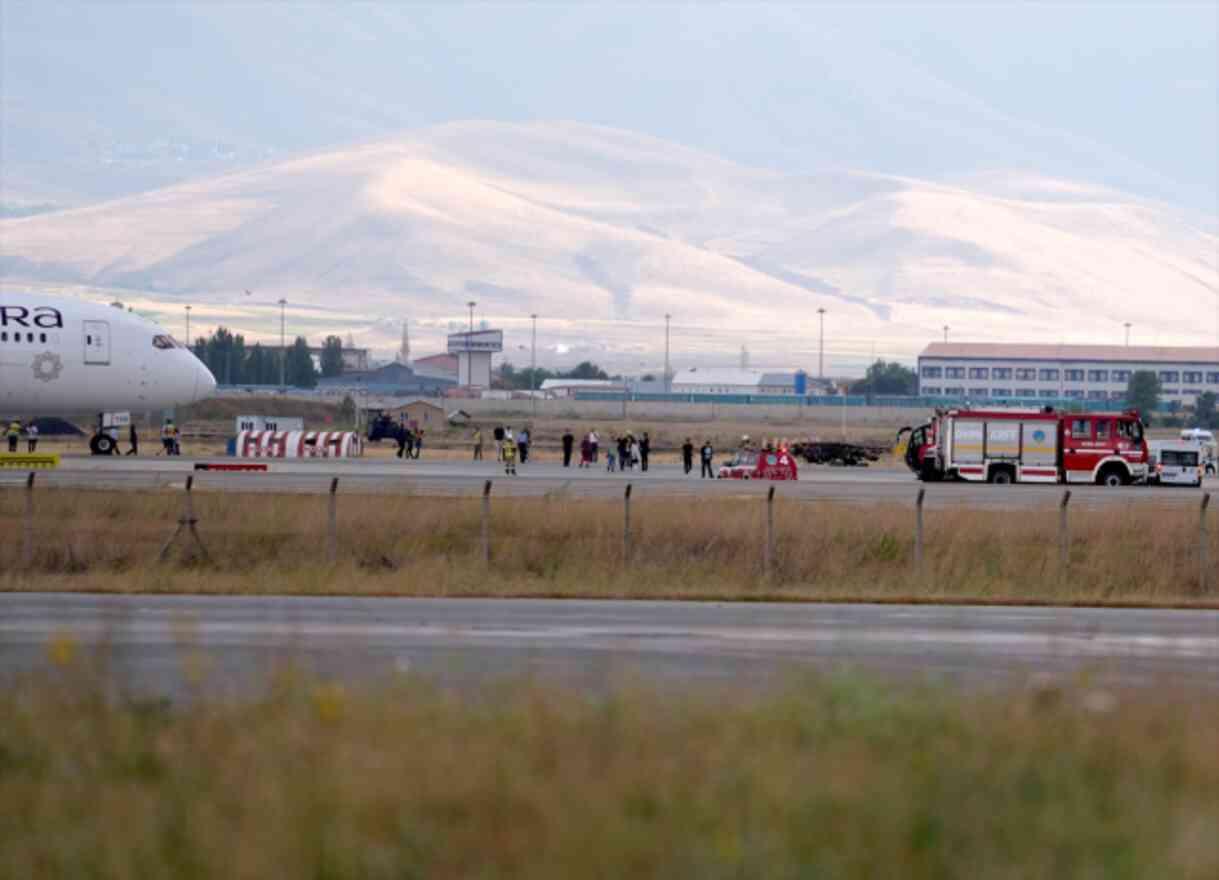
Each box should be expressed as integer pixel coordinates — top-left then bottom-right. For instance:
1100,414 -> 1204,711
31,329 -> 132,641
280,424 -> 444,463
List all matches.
0,306 -> 64,329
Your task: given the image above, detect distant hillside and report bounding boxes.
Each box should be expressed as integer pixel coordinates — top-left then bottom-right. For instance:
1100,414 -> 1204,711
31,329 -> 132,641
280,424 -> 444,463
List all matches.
1,122 -> 1216,370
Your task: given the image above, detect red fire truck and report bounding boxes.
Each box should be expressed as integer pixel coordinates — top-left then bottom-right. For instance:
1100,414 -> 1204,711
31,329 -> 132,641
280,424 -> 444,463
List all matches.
899,407 -> 1149,486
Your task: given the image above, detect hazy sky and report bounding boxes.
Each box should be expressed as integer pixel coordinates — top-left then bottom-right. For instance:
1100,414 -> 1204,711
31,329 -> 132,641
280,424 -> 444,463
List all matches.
3,2 -> 1216,211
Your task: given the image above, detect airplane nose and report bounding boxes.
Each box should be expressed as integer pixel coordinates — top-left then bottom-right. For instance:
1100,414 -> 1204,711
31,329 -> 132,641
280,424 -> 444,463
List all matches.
194,361 -> 218,402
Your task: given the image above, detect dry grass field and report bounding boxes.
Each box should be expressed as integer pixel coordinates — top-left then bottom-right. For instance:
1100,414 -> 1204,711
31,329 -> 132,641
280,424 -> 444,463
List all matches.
2,487 -> 1215,604
2,663 -> 1216,879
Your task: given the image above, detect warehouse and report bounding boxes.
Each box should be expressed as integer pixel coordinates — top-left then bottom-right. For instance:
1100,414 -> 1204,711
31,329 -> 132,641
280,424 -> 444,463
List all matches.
670,367 -> 811,396
917,343 -> 1219,406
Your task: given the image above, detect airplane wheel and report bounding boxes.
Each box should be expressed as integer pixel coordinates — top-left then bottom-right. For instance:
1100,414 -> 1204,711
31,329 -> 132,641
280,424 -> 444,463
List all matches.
90,433 -> 114,455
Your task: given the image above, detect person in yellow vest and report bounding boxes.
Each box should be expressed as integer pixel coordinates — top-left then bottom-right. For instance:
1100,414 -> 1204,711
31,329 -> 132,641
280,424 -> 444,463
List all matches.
472,426 -> 484,461
6,420 -> 21,453
502,434 -> 518,476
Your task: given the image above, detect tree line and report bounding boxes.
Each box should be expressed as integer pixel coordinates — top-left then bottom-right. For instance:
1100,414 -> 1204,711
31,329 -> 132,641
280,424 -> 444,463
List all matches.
192,329 -> 348,388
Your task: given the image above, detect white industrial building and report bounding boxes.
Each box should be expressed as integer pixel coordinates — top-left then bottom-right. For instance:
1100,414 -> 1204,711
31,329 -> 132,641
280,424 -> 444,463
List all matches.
670,367 -> 811,396
917,343 -> 1219,405
538,378 -> 626,398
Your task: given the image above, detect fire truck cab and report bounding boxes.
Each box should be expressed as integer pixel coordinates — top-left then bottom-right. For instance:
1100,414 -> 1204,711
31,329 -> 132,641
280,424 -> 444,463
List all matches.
903,407 -> 1148,486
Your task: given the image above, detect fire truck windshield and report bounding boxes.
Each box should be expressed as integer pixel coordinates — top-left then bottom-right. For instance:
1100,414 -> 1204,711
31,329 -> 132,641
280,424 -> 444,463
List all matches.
1119,420 -> 1144,442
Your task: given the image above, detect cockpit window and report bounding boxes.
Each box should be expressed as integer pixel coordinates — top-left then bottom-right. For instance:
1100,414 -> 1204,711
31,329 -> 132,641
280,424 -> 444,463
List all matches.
152,335 -> 179,350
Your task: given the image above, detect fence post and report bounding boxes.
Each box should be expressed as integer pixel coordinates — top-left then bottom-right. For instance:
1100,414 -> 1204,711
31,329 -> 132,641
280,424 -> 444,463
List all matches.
623,483 -> 632,565
914,488 -> 925,575
158,475 -> 209,563
481,480 -> 492,565
1058,490 -> 1071,575
22,473 -> 35,567
1200,493 -> 1211,594
764,486 -> 776,577
327,477 -> 339,564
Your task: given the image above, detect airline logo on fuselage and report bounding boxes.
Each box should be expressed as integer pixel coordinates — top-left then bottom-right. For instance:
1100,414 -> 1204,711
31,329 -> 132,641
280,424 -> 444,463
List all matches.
0,305 -> 65,329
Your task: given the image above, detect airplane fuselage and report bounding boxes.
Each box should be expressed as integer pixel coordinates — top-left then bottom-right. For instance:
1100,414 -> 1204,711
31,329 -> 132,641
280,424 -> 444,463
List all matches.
0,293 -> 216,416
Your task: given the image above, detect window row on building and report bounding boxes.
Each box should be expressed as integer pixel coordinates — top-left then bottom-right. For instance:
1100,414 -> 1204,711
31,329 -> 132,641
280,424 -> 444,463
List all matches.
920,366 -> 1219,385
920,387 -> 1134,401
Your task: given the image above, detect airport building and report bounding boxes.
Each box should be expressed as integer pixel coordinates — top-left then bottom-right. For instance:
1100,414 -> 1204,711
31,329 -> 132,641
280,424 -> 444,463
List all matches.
670,367 -> 813,396
917,343 -> 1219,406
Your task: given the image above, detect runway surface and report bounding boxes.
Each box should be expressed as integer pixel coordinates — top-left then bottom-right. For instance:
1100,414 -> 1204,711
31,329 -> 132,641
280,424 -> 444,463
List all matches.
2,594 -> 1216,698
3,456 -> 1215,509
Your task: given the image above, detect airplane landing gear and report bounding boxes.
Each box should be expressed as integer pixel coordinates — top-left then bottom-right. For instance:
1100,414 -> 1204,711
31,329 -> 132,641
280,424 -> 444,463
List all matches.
90,432 -> 116,455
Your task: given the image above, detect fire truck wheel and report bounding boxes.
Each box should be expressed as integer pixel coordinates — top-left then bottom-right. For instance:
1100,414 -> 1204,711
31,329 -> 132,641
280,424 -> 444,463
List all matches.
1098,468 -> 1126,488
989,468 -> 1014,485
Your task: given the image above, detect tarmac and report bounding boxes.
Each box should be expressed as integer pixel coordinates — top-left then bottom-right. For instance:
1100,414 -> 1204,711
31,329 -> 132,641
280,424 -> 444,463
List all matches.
2,594 -> 1216,698
1,454 -> 1215,509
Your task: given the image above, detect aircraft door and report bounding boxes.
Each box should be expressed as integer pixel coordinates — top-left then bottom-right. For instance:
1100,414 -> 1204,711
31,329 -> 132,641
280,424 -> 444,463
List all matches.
83,320 -> 111,365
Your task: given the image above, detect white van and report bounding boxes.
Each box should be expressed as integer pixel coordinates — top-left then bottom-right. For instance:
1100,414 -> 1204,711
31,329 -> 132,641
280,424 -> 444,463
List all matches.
1177,429 -> 1217,475
1149,441 -> 1203,487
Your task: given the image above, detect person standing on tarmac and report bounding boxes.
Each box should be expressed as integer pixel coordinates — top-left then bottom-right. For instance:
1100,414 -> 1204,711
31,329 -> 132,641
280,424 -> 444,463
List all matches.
700,440 -> 714,478
639,432 -> 650,472
517,427 -> 530,464
681,438 -> 694,475
561,429 -> 574,467
493,425 -> 505,461
472,426 -> 484,461
127,423 -> 139,456
6,420 -> 21,453
26,422 -> 39,453
502,433 -> 518,475
412,429 -> 424,459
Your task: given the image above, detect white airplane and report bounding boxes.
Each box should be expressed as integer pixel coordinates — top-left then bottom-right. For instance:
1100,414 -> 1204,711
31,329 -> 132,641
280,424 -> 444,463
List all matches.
1,292 -> 216,451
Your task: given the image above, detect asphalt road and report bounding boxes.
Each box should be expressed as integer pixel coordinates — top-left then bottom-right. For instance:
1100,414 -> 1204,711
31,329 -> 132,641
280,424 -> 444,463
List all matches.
2,456 -> 1216,509
2,594 -> 1216,698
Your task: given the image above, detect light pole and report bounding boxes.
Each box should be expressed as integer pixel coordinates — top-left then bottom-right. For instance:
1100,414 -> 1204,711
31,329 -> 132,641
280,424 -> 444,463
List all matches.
184,305 -> 192,345
467,301 -> 476,335
943,325 -> 949,344
530,313 -> 538,419
1124,322 -> 1131,346
817,307 -> 826,378
664,313 -> 672,394
278,298 -> 287,390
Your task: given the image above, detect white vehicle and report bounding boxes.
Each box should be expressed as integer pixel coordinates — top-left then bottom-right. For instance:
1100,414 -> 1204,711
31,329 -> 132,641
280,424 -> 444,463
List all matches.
1177,428 -> 1217,476
1,292 -> 216,452
1148,441 -> 1204,487
1179,428 -> 1215,445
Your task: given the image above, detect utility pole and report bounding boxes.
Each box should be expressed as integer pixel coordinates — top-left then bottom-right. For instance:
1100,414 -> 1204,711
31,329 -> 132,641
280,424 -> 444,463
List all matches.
817,307 -> 826,378
278,298 -> 287,390
1124,322 -> 1132,346
530,313 -> 538,418
184,305 -> 192,345
943,325 -> 949,344
664,313 -> 672,393
467,301 -> 476,335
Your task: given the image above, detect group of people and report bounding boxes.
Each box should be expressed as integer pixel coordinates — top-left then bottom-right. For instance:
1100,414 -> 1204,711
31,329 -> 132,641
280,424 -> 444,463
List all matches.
679,438 -> 717,477
459,424 -> 728,477
5,420 -> 39,453
395,426 -> 424,460
602,431 -> 650,473
478,425 -> 532,475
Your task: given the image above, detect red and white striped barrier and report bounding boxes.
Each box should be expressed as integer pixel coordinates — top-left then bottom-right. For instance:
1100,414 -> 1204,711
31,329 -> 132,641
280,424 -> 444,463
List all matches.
236,431 -> 363,459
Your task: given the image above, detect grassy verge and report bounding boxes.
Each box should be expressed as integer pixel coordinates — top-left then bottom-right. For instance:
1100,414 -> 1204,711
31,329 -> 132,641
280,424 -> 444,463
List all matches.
2,488 -> 1216,604
1,665 -> 1216,878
